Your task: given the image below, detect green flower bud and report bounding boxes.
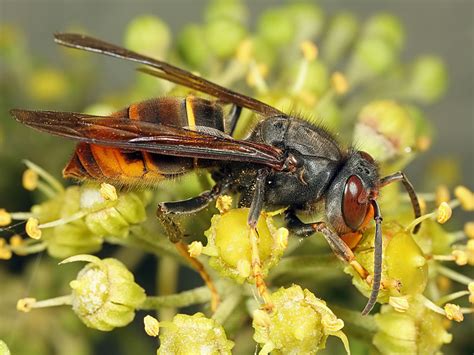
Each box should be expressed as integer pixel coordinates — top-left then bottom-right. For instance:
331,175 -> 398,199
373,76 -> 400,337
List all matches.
257,8 -> 295,47
124,16 -> 171,59
346,222 -> 428,303
354,100 -> 416,167
322,12 -> 359,65
204,18 -> 247,59
253,285 -> 349,354
204,0 -> 248,25
284,2 -> 325,41
347,38 -> 398,84
82,186 -> 148,238
374,298 -> 452,354
204,208 -> 287,283
177,24 -> 210,69
31,186 -> 103,258
63,254 -> 146,331
364,13 -> 405,51
0,340 -> 11,355
27,68 -> 69,102
157,313 -> 234,354
406,56 -> 448,103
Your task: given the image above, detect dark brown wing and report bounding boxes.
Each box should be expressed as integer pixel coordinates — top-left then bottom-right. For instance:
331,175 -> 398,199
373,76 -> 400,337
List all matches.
10,109 -> 285,169
54,33 -> 283,117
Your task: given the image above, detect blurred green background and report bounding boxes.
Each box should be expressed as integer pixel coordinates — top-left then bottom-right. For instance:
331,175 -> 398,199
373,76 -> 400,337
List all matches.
1,0 -> 472,190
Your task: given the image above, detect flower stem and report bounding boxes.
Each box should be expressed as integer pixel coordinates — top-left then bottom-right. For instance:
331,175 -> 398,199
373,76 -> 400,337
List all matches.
436,265 -> 473,285
269,254 -> 342,280
212,290 -> 242,325
158,256 -> 179,321
139,286 -> 211,310
435,291 -> 470,306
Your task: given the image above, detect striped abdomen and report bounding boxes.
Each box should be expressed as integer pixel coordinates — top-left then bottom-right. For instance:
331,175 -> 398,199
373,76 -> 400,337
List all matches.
63,96 -> 225,186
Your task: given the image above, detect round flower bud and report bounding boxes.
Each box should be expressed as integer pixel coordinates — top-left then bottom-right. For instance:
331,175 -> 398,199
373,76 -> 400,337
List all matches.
124,16 -> 171,59
157,313 -> 234,354
83,186 -> 148,238
27,68 -> 69,102
354,100 -> 415,166
347,37 -> 397,84
322,12 -> 359,65
204,18 -> 247,59
177,24 -> 210,69
30,186 -> 103,258
253,285 -> 349,354
62,254 -> 146,331
363,13 -> 405,51
406,56 -> 448,103
257,8 -> 295,47
346,221 -> 428,304
284,2 -> 325,41
204,208 -> 287,283
374,297 -> 452,354
204,0 -> 248,25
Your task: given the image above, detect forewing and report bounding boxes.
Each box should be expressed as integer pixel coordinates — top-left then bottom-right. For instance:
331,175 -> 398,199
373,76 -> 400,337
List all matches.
10,109 -> 285,169
54,33 -> 284,117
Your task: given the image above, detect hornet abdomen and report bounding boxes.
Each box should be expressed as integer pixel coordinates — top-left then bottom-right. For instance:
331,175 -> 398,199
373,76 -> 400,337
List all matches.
63,96 -> 224,186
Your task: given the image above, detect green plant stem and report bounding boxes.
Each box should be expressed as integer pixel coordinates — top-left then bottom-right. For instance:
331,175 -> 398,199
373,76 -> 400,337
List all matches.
212,290 -> 242,325
158,256 -> 179,321
269,254 -> 342,280
139,286 -> 211,310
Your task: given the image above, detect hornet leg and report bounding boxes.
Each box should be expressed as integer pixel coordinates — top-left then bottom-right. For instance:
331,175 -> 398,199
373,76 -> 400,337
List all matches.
156,181 -> 230,312
247,169 -> 274,310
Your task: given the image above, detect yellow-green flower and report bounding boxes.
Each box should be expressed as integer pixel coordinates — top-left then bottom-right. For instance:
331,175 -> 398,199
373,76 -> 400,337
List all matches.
63,254 -> 146,331
157,313 -> 234,354
253,285 -> 349,354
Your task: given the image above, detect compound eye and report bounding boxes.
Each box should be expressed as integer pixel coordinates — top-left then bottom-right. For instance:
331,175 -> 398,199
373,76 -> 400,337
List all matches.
342,175 -> 370,231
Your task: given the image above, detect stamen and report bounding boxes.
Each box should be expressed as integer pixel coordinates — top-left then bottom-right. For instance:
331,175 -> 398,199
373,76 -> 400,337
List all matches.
405,201 -> 452,231
22,168 -> 39,191
237,259 -> 251,278
436,265 -> 473,285
17,295 -> 72,312
25,218 -> 42,240
464,222 -> 474,239
0,209 -> 12,227
253,309 -> 271,328
143,315 -> 160,337
435,290 -> 470,306
436,202 -> 452,224
454,185 -> 474,211
444,303 -> 464,322
331,72 -> 349,95
23,160 -> 64,194
188,241 -> 203,257
100,182 -> 118,201
38,210 -> 87,229
246,61 -> 268,93
216,195 -> 233,214
292,41 -> 318,94
389,296 -> 409,312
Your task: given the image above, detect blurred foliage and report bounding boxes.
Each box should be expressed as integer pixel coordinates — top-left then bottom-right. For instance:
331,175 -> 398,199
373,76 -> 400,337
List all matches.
1,1 -> 473,354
